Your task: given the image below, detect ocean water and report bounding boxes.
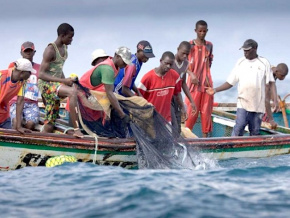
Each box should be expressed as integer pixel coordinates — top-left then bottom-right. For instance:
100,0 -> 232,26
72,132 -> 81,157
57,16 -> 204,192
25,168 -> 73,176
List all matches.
0,155 -> 289,218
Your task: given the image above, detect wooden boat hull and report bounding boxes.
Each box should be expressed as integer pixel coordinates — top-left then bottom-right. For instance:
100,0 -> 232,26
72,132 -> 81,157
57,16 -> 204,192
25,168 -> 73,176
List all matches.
1,128 -> 290,171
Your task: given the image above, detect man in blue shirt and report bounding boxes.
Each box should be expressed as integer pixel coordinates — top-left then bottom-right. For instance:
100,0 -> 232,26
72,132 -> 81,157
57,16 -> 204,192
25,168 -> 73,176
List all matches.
114,40 -> 155,97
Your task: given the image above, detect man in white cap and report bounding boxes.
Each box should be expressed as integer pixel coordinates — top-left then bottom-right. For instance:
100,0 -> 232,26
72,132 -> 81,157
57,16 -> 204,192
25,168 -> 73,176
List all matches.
77,46 -> 132,137
8,41 -> 40,131
206,39 -> 277,136
0,58 -> 35,133
91,49 -> 109,66
114,40 -> 155,97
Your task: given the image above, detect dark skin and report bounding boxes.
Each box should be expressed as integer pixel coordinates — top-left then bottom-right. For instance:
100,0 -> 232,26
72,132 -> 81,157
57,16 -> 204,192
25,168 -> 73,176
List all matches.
175,45 -> 197,119
38,30 -> 83,138
10,70 -> 32,134
12,48 -> 37,130
92,56 -> 108,66
195,24 -> 208,45
206,47 -> 279,129
103,54 -> 128,118
121,50 -> 149,97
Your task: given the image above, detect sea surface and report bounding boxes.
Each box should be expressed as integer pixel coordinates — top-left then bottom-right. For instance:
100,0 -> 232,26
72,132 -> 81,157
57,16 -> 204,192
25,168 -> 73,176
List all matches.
0,154 -> 289,218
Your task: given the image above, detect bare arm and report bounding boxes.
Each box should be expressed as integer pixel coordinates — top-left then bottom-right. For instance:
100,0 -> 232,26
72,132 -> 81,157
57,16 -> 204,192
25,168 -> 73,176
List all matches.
206,82 -> 233,95
265,83 -> 277,129
132,84 -> 141,96
269,81 -> 279,112
38,45 -> 72,85
105,84 -> 125,118
15,96 -> 31,134
187,70 -> 199,85
121,86 -> 134,97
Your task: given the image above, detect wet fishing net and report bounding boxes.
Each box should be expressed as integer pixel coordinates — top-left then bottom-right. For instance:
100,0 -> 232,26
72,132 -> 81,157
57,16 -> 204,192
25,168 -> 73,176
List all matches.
73,80 -> 201,169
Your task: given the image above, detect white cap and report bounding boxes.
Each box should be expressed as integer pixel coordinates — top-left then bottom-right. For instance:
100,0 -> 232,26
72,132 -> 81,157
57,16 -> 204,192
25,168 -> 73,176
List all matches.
91,49 -> 108,65
15,58 -> 36,74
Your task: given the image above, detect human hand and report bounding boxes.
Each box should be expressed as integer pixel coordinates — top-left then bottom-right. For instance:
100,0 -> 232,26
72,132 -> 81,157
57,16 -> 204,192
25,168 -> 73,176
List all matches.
181,107 -> 188,122
16,127 -> 32,134
121,114 -> 131,124
63,78 -> 74,86
189,72 -> 199,85
205,87 -> 215,96
269,120 -> 278,129
190,103 -> 197,116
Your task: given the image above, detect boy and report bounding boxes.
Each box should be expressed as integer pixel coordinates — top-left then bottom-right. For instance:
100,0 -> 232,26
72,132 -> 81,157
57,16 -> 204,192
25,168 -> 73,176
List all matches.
0,58 -> 35,133
38,23 -> 83,138
171,41 -> 196,135
114,40 -> 155,97
9,41 -> 40,131
185,20 -> 214,137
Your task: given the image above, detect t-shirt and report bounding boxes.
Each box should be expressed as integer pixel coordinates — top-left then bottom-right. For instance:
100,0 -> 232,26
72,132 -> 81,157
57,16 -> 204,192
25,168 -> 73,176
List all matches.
138,69 -> 181,122
226,56 -> 274,113
8,62 -> 40,105
0,69 -> 25,123
90,65 -> 115,87
114,54 -> 142,95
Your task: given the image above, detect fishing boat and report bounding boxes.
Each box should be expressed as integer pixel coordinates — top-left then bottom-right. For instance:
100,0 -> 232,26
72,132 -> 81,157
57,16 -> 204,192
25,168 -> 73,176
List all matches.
1,102 -> 290,171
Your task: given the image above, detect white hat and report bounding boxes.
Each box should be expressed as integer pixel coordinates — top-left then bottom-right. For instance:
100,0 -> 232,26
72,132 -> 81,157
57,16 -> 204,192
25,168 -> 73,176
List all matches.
115,46 -> 132,65
15,58 -> 36,74
91,49 -> 108,65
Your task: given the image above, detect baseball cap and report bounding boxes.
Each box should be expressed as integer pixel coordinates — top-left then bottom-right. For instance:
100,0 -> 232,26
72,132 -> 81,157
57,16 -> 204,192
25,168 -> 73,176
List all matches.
91,49 -> 109,65
15,58 -> 36,73
239,39 -> 258,50
137,40 -> 155,58
21,41 -> 35,52
115,46 -> 132,65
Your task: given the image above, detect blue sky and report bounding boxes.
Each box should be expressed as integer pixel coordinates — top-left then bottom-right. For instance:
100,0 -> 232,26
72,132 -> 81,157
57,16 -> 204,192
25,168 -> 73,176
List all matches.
1,0 -> 290,102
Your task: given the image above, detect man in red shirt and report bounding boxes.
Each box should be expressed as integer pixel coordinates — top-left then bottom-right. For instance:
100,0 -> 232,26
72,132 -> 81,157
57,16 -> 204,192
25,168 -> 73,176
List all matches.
0,58 -> 35,133
138,51 -> 181,123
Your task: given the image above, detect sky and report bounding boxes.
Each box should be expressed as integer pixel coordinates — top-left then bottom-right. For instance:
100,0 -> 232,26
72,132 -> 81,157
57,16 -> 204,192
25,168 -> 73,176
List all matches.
1,0 -> 290,102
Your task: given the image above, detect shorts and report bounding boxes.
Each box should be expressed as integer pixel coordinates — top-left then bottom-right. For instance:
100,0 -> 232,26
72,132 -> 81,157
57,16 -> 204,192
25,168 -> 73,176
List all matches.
39,81 -> 63,125
0,117 -> 11,129
10,102 -> 40,124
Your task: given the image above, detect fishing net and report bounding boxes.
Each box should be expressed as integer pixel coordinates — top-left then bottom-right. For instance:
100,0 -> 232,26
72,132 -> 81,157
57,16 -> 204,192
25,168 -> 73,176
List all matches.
74,80 -> 201,169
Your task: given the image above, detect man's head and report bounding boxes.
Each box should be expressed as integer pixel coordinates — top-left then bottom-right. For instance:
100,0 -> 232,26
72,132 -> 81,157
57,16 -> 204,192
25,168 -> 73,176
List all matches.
57,23 -> 74,45
275,63 -> 288,80
20,41 -> 36,62
91,49 -> 109,66
136,40 -> 155,63
115,46 -> 132,68
176,41 -> 191,62
159,51 -> 175,74
240,39 -> 258,60
195,20 -> 208,41
14,58 -> 36,80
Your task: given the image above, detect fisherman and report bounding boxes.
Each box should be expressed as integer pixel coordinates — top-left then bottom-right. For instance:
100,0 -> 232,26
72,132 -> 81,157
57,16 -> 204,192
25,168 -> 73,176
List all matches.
185,20 -> 214,138
171,41 -> 197,135
114,40 -> 155,97
206,39 -> 276,136
91,49 -> 109,66
138,51 -> 182,124
0,58 -> 35,133
8,41 -> 40,131
77,47 -> 132,138
38,23 -> 83,138
263,63 -> 289,128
